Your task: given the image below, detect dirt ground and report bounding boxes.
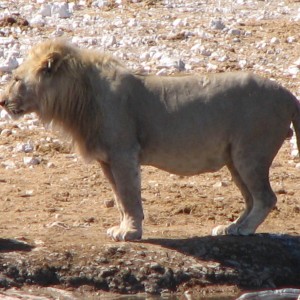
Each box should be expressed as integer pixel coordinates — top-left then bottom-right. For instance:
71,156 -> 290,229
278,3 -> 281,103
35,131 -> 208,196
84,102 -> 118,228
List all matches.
0,1 -> 300,299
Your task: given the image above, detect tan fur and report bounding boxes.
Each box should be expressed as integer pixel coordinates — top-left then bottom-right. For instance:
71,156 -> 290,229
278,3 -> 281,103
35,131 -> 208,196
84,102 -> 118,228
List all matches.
1,39 -> 300,241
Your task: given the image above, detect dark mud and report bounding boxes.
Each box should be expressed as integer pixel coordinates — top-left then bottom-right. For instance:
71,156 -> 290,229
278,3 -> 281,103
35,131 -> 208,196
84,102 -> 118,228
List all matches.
0,234 -> 299,297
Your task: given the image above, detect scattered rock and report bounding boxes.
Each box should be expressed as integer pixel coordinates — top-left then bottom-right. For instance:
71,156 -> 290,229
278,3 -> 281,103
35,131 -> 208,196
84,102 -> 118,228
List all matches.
210,19 -> 225,30
237,288 -> 300,300
104,199 -> 115,208
0,15 -> 29,27
23,156 -> 41,166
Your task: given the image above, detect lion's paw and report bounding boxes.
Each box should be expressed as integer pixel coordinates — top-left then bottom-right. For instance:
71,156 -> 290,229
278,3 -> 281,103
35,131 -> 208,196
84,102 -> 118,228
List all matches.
212,223 -> 255,236
212,224 -> 239,236
107,225 -> 142,241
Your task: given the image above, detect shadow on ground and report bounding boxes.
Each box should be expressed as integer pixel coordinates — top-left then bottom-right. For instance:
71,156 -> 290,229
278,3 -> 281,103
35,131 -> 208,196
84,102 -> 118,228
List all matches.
143,234 -> 300,288
0,238 -> 34,252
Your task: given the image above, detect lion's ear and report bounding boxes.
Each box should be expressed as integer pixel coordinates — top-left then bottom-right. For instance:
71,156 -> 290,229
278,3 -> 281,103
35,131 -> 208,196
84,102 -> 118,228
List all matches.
39,52 -> 64,75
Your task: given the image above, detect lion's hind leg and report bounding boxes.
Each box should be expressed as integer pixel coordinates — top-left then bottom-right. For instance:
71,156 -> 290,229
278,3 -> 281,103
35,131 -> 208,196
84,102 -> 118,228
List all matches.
212,161 -> 254,235
212,155 -> 277,236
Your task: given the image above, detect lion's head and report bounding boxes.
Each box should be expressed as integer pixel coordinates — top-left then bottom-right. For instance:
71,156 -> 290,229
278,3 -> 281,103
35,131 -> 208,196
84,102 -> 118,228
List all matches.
1,39 -> 126,119
0,39 -> 127,156
1,40 -> 89,121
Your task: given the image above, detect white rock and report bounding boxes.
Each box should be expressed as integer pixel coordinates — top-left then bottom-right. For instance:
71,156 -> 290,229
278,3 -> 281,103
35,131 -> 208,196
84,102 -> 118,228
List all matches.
0,55 -> 19,72
47,162 -> 56,168
23,156 -> 41,166
15,142 -> 34,153
207,63 -> 218,71
102,35 -> 116,48
30,15 -> 46,27
159,56 -> 175,68
218,55 -> 228,62
156,68 -> 168,76
0,109 -> 10,120
92,0 -> 110,7
191,43 -> 202,52
288,66 -> 299,76
0,37 -> 15,45
291,149 -> 299,157
68,2 -> 79,12
294,57 -> 300,67
128,18 -> 137,27
140,52 -> 150,61
152,51 -> 163,60
173,18 -> 183,27
256,41 -> 267,49
52,3 -> 71,18
210,19 -> 225,30
200,46 -> 211,57
291,134 -> 299,157
39,4 -> 52,17
228,28 -> 241,36
158,56 -> 185,70
239,60 -> 247,69
270,37 -> 280,44
1,160 -> 16,169
287,36 -> 296,43
287,58 -> 300,76
0,129 -> 12,136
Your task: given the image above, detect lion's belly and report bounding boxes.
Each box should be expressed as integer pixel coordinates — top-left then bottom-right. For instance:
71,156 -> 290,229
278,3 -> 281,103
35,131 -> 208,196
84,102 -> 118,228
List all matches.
140,142 -> 228,176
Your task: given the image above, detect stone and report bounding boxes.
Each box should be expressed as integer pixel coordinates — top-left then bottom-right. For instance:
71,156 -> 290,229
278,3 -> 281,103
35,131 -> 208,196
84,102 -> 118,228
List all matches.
39,4 -> 52,17
210,19 -> 225,30
52,3 -> 71,18
104,199 -> 114,208
23,156 -> 41,166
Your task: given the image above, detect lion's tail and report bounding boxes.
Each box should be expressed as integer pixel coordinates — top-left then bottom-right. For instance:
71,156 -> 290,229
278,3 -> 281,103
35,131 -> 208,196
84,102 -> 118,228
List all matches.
291,96 -> 300,158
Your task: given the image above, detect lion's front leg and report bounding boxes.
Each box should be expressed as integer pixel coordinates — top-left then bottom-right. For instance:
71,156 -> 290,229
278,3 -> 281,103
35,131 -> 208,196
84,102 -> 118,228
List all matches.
100,159 -> 144,241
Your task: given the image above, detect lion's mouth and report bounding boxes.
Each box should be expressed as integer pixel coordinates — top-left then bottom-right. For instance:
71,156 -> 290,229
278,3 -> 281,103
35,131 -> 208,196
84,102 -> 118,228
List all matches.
10,108 -> 25,115
0,100 -> 25,117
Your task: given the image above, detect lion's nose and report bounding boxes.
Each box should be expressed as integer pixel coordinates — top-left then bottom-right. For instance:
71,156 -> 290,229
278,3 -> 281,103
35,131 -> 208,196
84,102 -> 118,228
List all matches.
0,97 -> 7,107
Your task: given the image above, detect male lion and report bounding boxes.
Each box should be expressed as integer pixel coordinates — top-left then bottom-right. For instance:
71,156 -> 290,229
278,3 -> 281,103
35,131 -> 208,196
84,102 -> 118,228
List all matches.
1,39 -> 300,241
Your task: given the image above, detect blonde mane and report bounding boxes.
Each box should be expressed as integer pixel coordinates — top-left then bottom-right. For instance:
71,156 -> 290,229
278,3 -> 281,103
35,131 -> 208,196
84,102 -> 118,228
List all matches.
26,39 -> 129,157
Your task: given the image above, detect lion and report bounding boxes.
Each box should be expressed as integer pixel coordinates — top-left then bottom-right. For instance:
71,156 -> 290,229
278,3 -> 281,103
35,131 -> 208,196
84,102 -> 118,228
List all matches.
1,39 -> 300,241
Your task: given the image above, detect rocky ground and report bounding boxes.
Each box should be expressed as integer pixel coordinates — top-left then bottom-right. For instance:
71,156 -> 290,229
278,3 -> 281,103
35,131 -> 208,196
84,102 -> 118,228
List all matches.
0,0 -> 300,299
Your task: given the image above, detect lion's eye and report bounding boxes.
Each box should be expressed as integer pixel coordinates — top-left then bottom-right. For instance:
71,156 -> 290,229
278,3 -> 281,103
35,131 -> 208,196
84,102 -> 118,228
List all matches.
14,76 -> 21,82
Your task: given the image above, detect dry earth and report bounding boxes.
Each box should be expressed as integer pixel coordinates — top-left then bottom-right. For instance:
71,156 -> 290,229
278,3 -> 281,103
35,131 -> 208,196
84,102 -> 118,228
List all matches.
0,0 -> 300,299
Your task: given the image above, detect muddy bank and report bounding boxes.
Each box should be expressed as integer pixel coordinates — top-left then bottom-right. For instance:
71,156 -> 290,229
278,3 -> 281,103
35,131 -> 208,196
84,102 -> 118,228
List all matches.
0,234 -> 299,297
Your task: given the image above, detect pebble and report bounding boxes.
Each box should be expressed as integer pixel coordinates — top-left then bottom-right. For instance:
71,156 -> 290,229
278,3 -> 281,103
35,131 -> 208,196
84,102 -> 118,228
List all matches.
30,15 -> 46,27
287,36 -> 297,43
270,37 -> 280,44
39,4 -> 52,17
228,28 -> 241,36
51,3 -> 72,19
0,129 -> 12,137
1,160 -> 17,169
210,19 -> 225,30
0,55 -> 19,72
213,181 -> 228,188
104,199 -> 114,208
23,156 -> 41,166
14,142 -> 34,153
